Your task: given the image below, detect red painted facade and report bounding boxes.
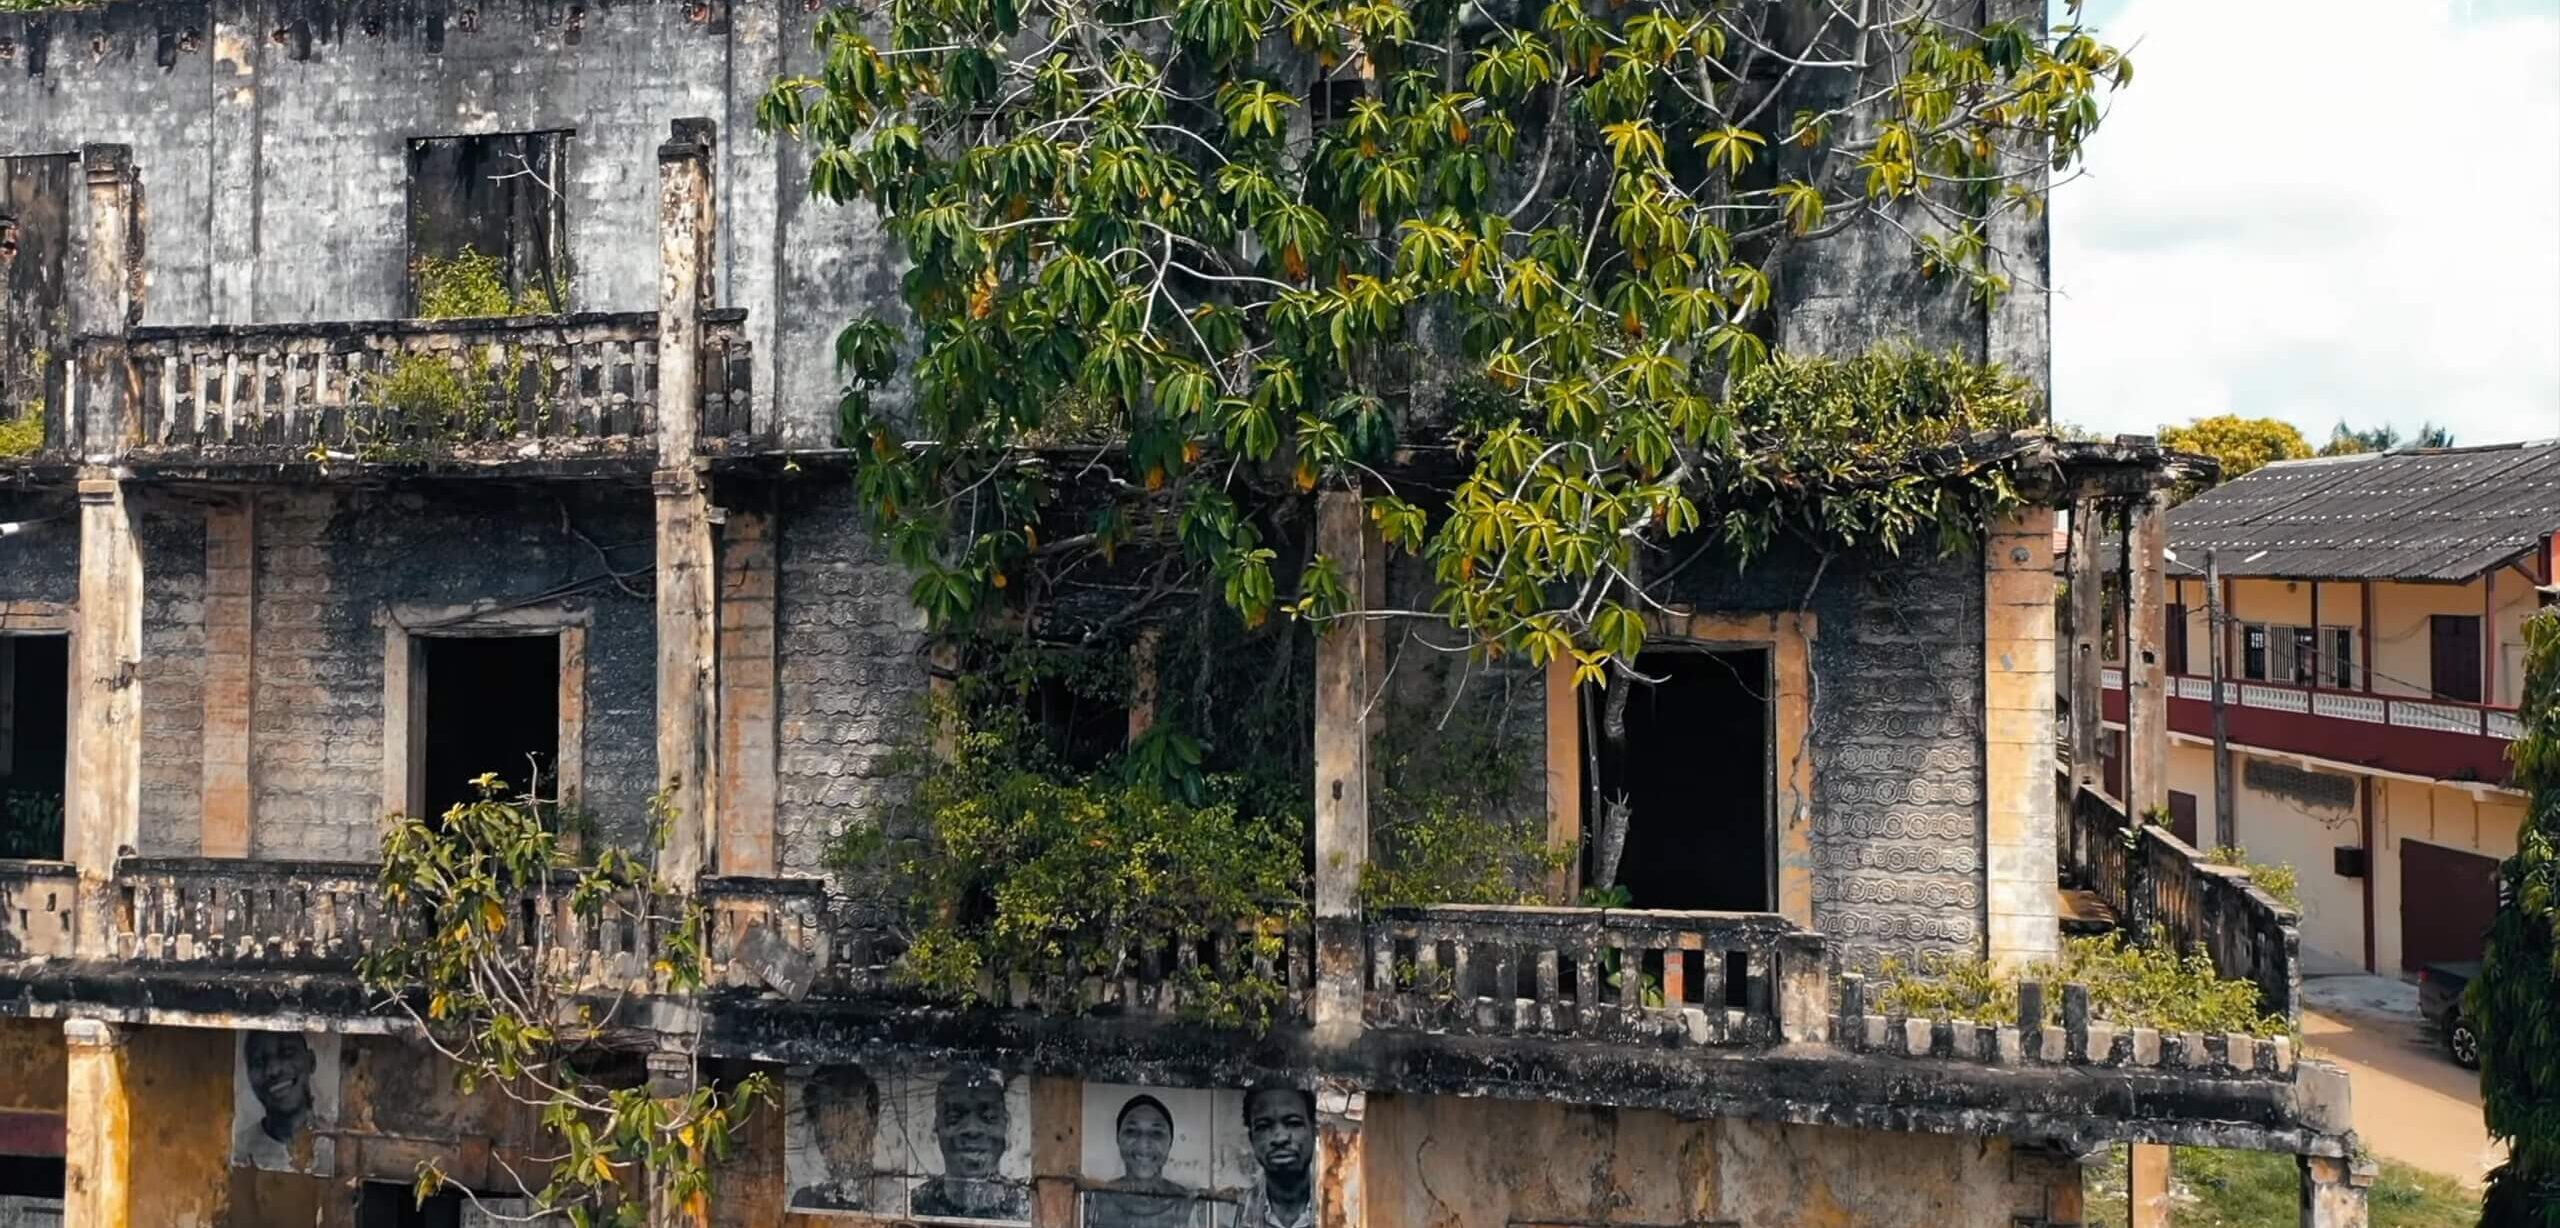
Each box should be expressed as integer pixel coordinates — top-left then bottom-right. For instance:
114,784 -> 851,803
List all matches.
2100,678 -> 2517,785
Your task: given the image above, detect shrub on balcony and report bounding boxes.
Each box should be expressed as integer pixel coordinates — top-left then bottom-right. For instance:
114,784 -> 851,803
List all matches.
0,399 -> 42,458
1870,933 -> 2286,1036
414,247 -> 558,319
837,681 -> 1309,1033
1361,714 -> 1571,909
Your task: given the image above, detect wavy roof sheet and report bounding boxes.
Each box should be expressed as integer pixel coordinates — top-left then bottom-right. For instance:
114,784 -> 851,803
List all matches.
2164,440 -> 2560,581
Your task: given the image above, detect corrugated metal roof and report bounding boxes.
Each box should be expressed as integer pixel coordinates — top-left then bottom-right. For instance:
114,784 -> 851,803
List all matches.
2164,440 -> 2560,581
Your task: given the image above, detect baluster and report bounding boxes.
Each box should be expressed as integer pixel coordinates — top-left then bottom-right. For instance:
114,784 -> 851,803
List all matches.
1662,935 -> 1689,1006
1490,938 -> 1520,1030
1534,947 -> 1561,1032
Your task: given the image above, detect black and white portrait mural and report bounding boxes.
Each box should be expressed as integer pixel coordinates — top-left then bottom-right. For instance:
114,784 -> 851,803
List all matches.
784,1064 -> 898,1214
1080,1082 -> 1318,1228
232,1029 -> 341,1174
790,1063 -> 1034,1222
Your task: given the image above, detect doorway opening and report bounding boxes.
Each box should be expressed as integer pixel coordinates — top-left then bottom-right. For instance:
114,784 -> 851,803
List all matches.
0,634 -> 68,861
1582,646 -> 1772,913
419,634 -> 560,819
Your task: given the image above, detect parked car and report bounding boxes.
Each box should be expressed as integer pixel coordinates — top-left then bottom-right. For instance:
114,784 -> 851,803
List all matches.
2417,961 -> 2480,1069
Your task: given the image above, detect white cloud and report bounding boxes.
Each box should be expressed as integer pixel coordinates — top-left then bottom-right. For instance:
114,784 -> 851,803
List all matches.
2050,0 -> 2560,447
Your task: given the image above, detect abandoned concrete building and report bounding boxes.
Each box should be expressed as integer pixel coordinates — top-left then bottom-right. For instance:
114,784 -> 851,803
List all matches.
0,1 -> 2374,1225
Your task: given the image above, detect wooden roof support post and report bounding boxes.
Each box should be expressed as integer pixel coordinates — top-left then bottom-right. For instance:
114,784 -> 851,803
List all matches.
2125,493 -> 2170,822
1311,487 -> 1374,1048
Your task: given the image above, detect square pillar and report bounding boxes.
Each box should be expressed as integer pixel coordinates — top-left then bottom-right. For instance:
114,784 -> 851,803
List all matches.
74,144 -> 139,461
200,495 -> 255,858
1310,489 -> 1373,1046
654,119 -> 720,884
2299,1154 -> 2373,1228
2067,498 -> 2107,795
62,1018 -> 130,1228
2123,493 -> 2170,821
2129,1142 -> 2171,1228
1314,1079 -> 1364,1228
714,501 -> 777,877
1985,506 -> 2060,967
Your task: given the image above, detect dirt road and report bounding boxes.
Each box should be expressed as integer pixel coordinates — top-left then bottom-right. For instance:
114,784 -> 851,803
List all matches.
2300,1006 -> 2503,1187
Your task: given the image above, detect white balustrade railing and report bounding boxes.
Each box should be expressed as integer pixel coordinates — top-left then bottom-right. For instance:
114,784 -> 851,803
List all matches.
2389,699 -> 2485,736
2311,692 -> 2387,724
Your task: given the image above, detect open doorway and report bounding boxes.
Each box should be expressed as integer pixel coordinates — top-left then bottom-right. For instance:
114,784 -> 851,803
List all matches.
1582,646 -> 1772,913
0,634 -> 68,861
419,634 -> 561,819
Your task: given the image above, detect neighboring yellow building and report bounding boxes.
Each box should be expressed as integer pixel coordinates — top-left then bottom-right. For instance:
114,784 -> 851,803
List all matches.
2104,441 -> 2557,976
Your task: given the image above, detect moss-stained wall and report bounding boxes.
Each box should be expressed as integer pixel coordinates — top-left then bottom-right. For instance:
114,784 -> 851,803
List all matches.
0,1018 -> 64,1112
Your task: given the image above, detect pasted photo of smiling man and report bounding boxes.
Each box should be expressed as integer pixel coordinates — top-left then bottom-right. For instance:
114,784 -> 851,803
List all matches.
232,1029 -> 341,1174
904,1066 -> 1031,1222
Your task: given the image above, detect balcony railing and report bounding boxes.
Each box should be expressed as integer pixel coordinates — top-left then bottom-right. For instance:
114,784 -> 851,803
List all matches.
2060,781 -> 2302,1023
35,308 -> 758,463
1362,904 -> 1824,1047
2101,670 -> 2518,784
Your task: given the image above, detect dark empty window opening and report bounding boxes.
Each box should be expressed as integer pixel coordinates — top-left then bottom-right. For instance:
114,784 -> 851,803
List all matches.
1582,647 -> 1772,914
420,635 -> 560,820
0,634 -> 69,861
406,132 -> 573,315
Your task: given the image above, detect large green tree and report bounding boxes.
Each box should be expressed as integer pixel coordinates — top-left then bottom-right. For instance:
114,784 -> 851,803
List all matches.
2478,608 -> 2560,1226
760,0 -> 2128,672
2157,414 -> 2309,482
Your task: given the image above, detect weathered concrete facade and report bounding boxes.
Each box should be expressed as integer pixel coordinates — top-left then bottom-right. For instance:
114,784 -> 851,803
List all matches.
0,3 -> 2366,1226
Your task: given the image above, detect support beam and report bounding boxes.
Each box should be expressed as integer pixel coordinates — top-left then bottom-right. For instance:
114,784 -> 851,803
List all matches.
1311,489 -> 1373,1046
1984,506 -> 2060,967
1029,1075 -> 1080,1228
2299,1153 -> 2373,1228
71,477 -> 141,952
62,1018 -> 130,1228
200,495 -> 255,857
2068,498 -> 2105,793
2124,494 -> 2170,821
655,120 -> 719,884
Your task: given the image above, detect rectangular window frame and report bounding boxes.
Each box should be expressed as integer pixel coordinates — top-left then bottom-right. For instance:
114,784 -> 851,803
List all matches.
0,607 -> 73,866
381,604 -> 587,826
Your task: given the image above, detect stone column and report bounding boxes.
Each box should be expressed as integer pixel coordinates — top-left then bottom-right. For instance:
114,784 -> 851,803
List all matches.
655,120 -> 720,885
1314,1078 -> 1365,1228
2067,498 -> 2106,796
70,475 -> 141,956
2128,1142 -> 2171,1228
2123,493 -> 2169,821
1984,506 -> 2060,967
2298,1154 -> 2373,1228
1310,489 -> 1373,1046
62,1018 -> 131,1228
73,144 -> 138,461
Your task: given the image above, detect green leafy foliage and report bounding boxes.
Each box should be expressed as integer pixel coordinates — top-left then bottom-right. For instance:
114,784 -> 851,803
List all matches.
1869,933 -> 2287,1036
2317,419 -> 2456,457
413,246 -> 558,319
361,776 -> 772,1228
2157,414 -> 2311,482
2206,846 -> 2300,913
1362,714 -> 1571,908
759,0 -> 2126,667
2084,1146 -> 2478,1228
0,403 -> 42,458
841,684 -> 1309,1032
2476,608 -> 2560,1226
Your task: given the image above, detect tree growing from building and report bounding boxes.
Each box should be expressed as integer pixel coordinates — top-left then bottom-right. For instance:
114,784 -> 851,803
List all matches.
2476,607 -> 2560,1226
361,777 -> 773,1227
758,0 -> 2129,673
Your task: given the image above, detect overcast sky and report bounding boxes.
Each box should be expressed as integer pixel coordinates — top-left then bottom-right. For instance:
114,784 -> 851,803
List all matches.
2047,0 -> 2560,447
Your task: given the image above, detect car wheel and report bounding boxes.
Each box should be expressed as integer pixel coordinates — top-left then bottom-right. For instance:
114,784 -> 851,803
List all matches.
2448,1018 -> 2481,1069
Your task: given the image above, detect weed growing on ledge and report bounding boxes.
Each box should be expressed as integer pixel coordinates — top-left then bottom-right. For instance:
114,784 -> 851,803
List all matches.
414,246 -> 558,319
2207,846 -> 2301,912
1870,933 -> 2288,1037
0,402 -> 42,458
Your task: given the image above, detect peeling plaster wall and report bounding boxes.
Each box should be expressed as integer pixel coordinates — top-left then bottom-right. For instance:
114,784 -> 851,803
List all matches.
135,491 -> 208,854
770,478 -> 929,881
129,1024 -> 235,1228
0,0 -> 907,446
238,483 -> 657,859
0,1017 -> 66,1111
0,491 -> 78,609
1364,1095 -> 2077,1228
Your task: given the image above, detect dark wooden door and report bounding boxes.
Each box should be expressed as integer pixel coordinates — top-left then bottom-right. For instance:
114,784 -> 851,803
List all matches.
2167,790 -> 2199,848
2399,839 -> 2500,971
2429,615 -> 2483,703
0,154 -> 76,448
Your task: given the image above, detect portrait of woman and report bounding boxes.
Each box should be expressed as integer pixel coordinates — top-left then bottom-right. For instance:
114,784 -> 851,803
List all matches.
1085,1094 -> 1207,1228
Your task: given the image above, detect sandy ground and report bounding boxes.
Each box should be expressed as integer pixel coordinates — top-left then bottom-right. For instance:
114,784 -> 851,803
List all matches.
2297,993 -> 2504,1187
